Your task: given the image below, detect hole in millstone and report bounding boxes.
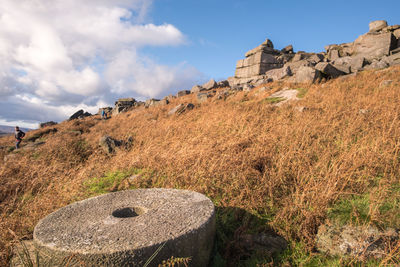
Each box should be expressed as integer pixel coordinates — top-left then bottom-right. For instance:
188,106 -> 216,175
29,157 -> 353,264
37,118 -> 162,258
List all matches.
112,207 -> 146,218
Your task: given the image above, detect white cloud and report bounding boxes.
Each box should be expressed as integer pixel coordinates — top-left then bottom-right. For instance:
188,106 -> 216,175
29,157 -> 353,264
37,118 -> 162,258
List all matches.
0,0 -> 201,126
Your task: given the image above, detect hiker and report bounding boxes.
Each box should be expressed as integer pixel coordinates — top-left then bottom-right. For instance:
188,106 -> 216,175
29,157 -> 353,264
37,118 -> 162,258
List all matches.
14,126 -> 25,149
101,109 -> 106,119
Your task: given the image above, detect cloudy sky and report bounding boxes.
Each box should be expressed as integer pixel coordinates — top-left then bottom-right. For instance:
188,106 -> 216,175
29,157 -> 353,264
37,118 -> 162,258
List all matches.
0,0 -> 399,128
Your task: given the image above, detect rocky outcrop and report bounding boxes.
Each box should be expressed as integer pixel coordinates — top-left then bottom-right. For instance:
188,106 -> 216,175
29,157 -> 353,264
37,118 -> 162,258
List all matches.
113,98 -> 136,115
230,20 -> 400,86
69,110 -> 92,120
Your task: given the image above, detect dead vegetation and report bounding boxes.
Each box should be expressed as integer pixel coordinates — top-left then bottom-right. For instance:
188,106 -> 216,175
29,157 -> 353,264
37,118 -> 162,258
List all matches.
1,66 -> 400,265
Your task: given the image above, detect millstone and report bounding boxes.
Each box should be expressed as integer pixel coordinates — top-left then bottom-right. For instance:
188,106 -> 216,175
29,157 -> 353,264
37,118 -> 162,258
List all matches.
33,188 -> 216,266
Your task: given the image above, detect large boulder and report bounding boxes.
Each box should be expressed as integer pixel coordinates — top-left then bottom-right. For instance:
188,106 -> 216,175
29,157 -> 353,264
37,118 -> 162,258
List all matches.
69,110 -> 91,120
168,103 -> 195,116
144,98 -> 161,108
177,90 -> 190,97
265,66 -> 292,81
291,66 -> 321,83
281,44 -> 293,54
369,20 -> 388,32
315,62 -> 346,78
352,32 -> 397,60
202,79 -> 217,90
191,85 -> 205,94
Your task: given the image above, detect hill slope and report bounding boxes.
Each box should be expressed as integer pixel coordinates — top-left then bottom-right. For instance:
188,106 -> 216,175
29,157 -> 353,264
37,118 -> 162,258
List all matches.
1,67 -> 400,265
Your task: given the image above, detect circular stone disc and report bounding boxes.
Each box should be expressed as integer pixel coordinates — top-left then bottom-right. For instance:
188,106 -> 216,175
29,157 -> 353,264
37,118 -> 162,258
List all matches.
33,188 -> 215,266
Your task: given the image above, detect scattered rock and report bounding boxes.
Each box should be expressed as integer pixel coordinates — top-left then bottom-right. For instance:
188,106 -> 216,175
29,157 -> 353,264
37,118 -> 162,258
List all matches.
267,89 -> 299,106
68,110 -> 91,120
177,90 -> 190,97
39,121 -> 57,128
99,136 -> 122,154
145,98 -> 161,108
202,79 -> 217,90
359,109 -> 370,115
168,103 -> 195,115
191,85 -> 205,94
380,80 -> 393,87
281,44 -> 293,54
217,80 -> 230,88
316,224 -> 399,259
197,92 -> 212,103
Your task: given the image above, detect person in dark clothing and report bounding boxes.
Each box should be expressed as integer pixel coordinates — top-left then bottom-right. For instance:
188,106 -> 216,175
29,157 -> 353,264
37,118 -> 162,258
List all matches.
14,126 -> 25,149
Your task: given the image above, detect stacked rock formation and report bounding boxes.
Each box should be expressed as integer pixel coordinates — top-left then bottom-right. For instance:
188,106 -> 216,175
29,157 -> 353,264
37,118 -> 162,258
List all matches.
230,20 -> 400,86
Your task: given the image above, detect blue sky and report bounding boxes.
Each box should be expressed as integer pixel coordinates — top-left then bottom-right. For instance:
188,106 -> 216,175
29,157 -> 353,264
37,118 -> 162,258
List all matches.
144,0 -> 400,79
0,0 -> 398,128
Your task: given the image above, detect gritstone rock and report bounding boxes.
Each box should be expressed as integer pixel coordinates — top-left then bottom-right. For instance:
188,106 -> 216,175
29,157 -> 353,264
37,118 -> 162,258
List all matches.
69,110 -> 92,120
316,224 -> 399,259
99,136 -> 122,154
177,90 -> 191,97
39,121 -> 57,128
191,85 -> 205,94
369,20 -> 388,32
202,79 -> 217,90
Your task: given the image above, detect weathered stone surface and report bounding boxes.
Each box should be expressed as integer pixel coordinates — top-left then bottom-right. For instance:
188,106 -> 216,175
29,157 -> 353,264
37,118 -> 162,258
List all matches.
333,63 -> 351,74
369,20 -> 388,32
265,66 -> 292,81
202,79 -> 217,90
352,32 -> 397,60
284,59 -> 312,73
113,98 -> 136,115
177,90 -> 190,97
292,53 -> 304,62
243,51 -> 279,67
281,45 -> 293,54
394,29 -> 400,39
145,98 -> 161,108
316,224 -> 399,259
33,189 -> 215,267
328,49 -> 340,61
245,38 -> 274,57
154,99 -> 169,107
387,52 -> 400,65
168,103 -> 195,115
39,121 -> 57,128
267,89 -> 299,106
309,54 -> 325,64
69,110 -> 91,120
197,92 -> 211,103
191,85 -> 205,94
99,135 -> 122,154
217,80 -> 229,88
291,66 -> 321,83
315,62 -> 346,78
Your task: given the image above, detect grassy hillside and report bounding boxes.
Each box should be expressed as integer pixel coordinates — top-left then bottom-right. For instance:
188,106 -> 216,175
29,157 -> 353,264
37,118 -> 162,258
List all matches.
1,66 -> 400,266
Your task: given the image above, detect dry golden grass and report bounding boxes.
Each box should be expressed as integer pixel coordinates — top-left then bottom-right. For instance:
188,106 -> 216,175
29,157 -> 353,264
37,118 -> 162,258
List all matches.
1,66 -> 400,265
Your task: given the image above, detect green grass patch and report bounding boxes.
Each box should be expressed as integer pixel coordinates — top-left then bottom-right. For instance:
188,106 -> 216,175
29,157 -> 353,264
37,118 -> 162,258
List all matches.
296,88 -> 308,98
275,241 -> 382,266
327,184 -> 400,228
83,168 -> 143,196
265,97 -> 285,104
327,193 -> 370,226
